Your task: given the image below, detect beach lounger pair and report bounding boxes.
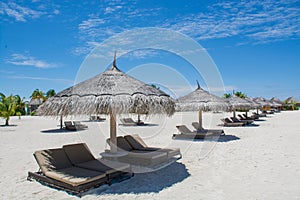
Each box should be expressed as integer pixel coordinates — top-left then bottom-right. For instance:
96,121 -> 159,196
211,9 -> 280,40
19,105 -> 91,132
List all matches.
238,114 -> 258,120
89,115 -> 106,121
220,118 -> 244,127
172,124 -> 224,140
253,112 -> 267,118
230,117 -> 253,125
119,118 -> 144,126
27,143 -> 133,196
64,121 -> 88,131
107,135 -> 181,168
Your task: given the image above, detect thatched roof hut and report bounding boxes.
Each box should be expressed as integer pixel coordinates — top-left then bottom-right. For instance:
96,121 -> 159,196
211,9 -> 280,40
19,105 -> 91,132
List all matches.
37,54 -> 175,153
253,97 -> 271,107
176,83 -> 229,130
176,83 -> 229,112
226,95 -> 254,110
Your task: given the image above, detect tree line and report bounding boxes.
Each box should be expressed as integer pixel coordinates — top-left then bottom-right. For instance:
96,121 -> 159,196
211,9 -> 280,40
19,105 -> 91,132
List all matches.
0,89 -> 56,126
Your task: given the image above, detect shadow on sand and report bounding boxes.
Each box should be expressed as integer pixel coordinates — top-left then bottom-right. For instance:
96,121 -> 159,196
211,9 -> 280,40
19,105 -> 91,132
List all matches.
87,162 -> 190,196
0,124 -> 17,127
40,128 -> 85,134
119,123 -> 159,127
254,119 -> 266,122
174,134 -> 240,142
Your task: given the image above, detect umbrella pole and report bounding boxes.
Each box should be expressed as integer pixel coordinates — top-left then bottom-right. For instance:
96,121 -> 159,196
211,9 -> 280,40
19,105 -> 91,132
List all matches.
233,110 -> 236,118
60,115 -> 63,129
110,112 -> 117,153
198,109 -> 203,130
138,114 -> 141,123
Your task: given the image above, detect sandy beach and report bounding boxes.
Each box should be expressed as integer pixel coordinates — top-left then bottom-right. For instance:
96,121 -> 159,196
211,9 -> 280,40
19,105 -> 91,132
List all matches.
0,110 -> 299,199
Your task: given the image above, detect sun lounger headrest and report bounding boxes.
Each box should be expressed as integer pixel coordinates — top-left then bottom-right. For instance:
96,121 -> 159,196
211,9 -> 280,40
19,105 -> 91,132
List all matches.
116,136 -> 133,151
176,125 -> 193,134
63,143 -> 95,164
34,148 -> 73,173
124,135 -> 147,150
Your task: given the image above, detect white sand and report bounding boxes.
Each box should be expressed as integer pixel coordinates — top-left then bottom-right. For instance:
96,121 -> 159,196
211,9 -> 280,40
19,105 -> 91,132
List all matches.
0,111 -> 300,199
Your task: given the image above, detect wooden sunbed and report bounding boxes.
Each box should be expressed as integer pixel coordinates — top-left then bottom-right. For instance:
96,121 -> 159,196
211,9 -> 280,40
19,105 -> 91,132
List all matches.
107,136 -> 173,167
27,143 -> 133,196
172,125 -> 224,140
124,134 -> 182,159
191,122 -> 224,135
64,121 -> 77,131
230,117 -> 253,125
120,118 -> 144,126
220,118 -> 244,127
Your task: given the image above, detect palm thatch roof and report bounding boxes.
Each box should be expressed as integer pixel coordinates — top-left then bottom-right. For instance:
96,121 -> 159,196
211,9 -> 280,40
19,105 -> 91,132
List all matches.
270,97 -> 283,105
245,97 -> 261,108
285,97 -> 299,104
176,83 -> 229,112
253,97 -> 271,107
36,59 -> 175,117
29,98 -> 44,106
226,95 -> 254,110
268,97 -> 282,107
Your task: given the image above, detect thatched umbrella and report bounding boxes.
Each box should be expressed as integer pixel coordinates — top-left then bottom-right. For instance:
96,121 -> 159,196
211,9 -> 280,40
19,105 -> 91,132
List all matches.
226,96 -> 254,118
37,54 -> 175,153
269,97 -> 283,110
245,97 -> 261,116
176,82 -> 229,131
253,97 -> 271,109
270,97 -> 283,105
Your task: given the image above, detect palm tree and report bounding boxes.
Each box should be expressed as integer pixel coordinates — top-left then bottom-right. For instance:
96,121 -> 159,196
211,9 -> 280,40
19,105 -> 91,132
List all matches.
234,91 -> 246,99
223,93 -> 232,98
46,89 -> 56,99
0,93 -> 17,126
30,89 -> 46,102
14,95 -> 26,116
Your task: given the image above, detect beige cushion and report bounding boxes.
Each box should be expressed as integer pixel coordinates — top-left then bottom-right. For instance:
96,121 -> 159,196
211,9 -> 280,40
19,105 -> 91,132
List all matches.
124,135 -> 147,150
34,148 -> 73,173
157,148 -> 181,159
76,159 -> 130,174
63,143 -> 95,164
116,137 -> 133,151
125,134 -> 181,159
121,151 -> 168,166
45,166 -> 106,187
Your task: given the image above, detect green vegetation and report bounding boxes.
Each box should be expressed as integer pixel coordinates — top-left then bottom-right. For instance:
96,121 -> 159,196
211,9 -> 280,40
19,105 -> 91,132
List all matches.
223,91 -> 247,99
0,93 -> 18,126
46,89 -> 56,98
30,89 -> 47,102
283,99 -> 299,110
0,89 -> 56,125
223,93 -> 232,98
234,91 -> 247,98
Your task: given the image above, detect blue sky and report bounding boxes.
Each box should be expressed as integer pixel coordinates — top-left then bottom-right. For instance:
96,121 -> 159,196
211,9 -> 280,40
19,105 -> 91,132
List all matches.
1,0 -> 300,101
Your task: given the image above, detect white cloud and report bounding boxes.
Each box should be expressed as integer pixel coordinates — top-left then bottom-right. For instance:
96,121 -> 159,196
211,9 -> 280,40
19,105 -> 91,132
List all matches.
74,0 -> 300,55
53,9 -> 59,15
0,2 -> 60,22
7,53 -> 57,68
166,0 -> 300,44
0,2 -> 44,22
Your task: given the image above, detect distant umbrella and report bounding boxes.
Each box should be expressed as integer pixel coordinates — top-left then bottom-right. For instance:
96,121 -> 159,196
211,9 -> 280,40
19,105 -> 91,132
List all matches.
253,97 -> 271,107
37,53 -> 175,153
176,82 -> 229,130
226,95 -> 254,118
270,97 -> 284,105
